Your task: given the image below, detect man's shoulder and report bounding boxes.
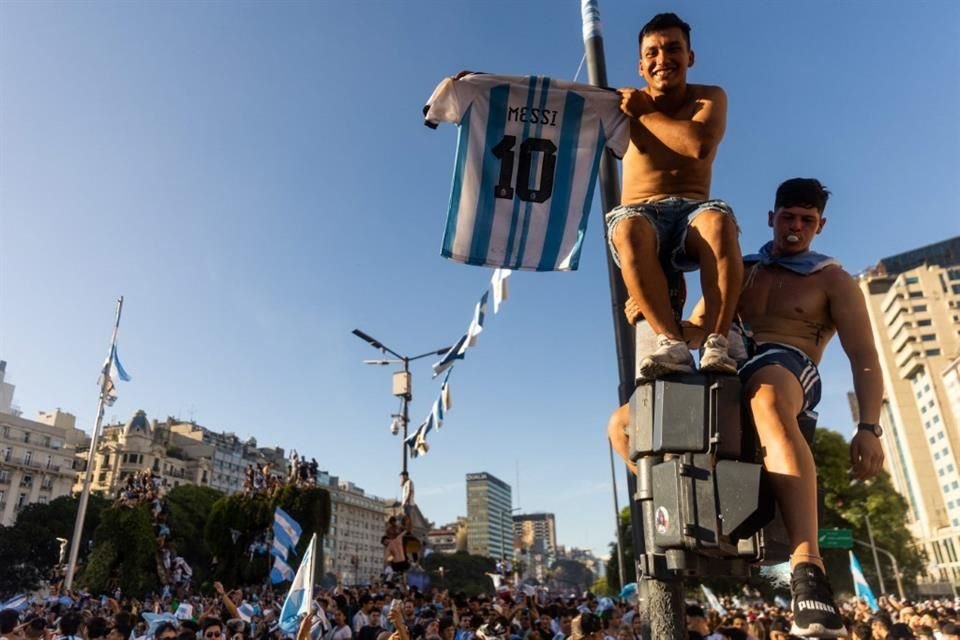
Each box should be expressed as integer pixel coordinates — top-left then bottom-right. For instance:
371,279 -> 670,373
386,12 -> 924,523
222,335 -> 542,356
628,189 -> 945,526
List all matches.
688,84 -> 726,99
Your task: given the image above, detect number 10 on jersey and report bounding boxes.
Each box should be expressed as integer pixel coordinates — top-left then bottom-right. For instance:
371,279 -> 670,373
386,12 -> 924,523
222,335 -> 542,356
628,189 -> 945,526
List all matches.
491,135 -> 557,203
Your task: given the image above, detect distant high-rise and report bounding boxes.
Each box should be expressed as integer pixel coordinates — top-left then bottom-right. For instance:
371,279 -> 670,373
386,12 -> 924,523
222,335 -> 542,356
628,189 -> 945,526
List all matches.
513,512 -> 557,557
466,472 -> 513,559
857,237 -> 960,586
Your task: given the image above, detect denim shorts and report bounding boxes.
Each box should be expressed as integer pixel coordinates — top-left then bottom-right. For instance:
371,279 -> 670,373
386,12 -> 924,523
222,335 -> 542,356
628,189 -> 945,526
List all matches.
605,197 -> 737,272
739,342 -> 822,419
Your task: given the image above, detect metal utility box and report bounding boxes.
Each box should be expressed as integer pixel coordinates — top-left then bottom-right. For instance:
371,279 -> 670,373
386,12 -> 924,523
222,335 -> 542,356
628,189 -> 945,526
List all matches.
629,373 -> 742,459
392,371 -> 412,398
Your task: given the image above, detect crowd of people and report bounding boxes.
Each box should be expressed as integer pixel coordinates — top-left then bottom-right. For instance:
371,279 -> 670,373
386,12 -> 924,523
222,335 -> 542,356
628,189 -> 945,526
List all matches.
5,578 -> 960,640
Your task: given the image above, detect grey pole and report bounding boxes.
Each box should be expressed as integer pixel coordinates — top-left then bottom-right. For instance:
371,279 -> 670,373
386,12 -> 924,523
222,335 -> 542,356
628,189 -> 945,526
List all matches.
852,539 -> 903,600
864,513 -> 887,595
65,295 -> 124,590
402,358 -> 411,476
608,436 -> 625,590
580,2 -> 684,638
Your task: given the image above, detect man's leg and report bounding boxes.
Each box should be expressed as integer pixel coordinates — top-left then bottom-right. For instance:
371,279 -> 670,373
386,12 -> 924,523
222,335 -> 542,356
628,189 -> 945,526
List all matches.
611,216 -> 693,377
607,404 -> 637,474
685,210 -> 743,373
745,366 -> 844,637
685,210 -> 742,336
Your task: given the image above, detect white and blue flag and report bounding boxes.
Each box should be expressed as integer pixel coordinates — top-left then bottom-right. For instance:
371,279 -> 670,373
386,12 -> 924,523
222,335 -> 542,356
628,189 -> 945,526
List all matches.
432,333 -> 468,377
100,344 -> 131,407
279,534 -> 317,633
701,585 -> 727,616
271,555 -> 295,585
273,507 -> 302,551
490,268 -> 511,313
425,73 -> 629,271
849,551 -> 879,610
271,535 -> 290,561
0,593 -> 29,612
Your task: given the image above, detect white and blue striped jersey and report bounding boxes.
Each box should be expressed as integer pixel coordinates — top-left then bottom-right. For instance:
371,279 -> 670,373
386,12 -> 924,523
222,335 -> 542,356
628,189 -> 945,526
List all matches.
425,73 -> 629,271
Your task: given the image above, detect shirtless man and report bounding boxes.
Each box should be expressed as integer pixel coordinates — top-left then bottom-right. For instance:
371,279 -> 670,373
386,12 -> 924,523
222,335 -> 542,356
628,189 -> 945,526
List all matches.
687,178 -> 883,637
608,12 -> 743,380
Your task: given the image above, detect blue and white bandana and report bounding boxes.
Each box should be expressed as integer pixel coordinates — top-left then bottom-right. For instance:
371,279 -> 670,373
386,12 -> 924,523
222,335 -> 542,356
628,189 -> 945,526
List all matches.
743,241 -> 840,275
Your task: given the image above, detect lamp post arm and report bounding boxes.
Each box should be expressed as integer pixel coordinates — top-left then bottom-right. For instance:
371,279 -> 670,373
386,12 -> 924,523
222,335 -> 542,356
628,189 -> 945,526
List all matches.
853,538 -> 905,600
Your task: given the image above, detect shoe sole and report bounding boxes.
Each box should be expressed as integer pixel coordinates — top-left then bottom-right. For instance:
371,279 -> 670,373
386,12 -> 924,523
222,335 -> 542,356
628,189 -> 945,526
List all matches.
638,357 -> 694,380
789,622 -> 848,638
699,360 -> 738,375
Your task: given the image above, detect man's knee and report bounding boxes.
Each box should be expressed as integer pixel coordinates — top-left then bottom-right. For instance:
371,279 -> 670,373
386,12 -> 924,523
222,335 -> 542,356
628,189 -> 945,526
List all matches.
691,210 -> 739,247
612,216 -> 657,257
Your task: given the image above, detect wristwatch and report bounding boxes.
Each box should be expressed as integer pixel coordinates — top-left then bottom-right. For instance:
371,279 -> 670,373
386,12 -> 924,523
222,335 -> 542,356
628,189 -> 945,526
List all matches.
857,422 -> 883,437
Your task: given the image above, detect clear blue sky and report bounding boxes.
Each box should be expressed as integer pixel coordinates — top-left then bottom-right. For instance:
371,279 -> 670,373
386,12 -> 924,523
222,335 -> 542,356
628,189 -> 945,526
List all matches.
2,1 -> 958,559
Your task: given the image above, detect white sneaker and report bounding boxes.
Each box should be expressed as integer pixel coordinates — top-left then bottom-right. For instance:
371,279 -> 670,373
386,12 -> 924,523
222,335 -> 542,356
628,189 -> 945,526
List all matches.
700,333 -> 738,375
638,335 -> 695,380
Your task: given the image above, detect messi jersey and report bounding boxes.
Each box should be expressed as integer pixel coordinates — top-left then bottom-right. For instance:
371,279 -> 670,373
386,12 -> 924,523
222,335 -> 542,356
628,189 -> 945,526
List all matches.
425,73 -> 629,271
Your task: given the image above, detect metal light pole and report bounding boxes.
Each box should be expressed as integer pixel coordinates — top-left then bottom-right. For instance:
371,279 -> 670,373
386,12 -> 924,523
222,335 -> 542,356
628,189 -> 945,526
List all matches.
352,329 -> 450,475
864,512 -> 886,595
581,1 -> 683,637
853,539 -> 904,600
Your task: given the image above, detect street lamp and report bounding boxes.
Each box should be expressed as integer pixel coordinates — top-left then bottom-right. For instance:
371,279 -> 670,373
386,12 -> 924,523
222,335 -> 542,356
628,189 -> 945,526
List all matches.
352,329 -> 451,475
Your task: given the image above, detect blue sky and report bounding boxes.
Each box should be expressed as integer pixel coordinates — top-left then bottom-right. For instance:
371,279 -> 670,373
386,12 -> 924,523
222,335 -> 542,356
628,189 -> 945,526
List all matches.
1,1 -> 958,559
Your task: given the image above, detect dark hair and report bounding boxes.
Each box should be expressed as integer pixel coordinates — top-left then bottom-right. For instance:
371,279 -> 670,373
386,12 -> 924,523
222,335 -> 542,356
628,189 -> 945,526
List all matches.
87,617 -> 109,639
201,617 -> 224,634
155,622 -> 178,639
579,614 -> 602,635
0,609 -> 19,635
774,178 -> 831,213
639,13 -> 691,49
59,612 -> 84,637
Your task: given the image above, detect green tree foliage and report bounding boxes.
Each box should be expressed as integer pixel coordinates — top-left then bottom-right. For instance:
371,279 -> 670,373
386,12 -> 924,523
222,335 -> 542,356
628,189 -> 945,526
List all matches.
166,484 -> 224,588
0,494 -> 109,597
813,429 -> 925,594
605,507 -> 635,593
590,577 -> 614,597
422,551 -> 497,595
205,486 -> 330,586
79,504 -> 158,595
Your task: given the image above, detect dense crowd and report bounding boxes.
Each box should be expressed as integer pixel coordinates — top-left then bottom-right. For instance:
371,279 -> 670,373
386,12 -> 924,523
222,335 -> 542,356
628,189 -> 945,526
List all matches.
6,577 -> 960,640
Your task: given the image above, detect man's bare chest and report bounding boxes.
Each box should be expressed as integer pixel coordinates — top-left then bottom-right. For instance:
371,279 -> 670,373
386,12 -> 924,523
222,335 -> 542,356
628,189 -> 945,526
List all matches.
739,266 -> 832,325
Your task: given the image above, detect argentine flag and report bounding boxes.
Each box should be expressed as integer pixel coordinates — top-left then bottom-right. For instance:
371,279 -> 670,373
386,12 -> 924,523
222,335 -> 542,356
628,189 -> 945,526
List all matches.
271,556 -> 295,584
849,551 -> 879,610
279,534 -> 317,633
273,507 -> 302,551
99,344 -> 131,407
271,535 -> 290,561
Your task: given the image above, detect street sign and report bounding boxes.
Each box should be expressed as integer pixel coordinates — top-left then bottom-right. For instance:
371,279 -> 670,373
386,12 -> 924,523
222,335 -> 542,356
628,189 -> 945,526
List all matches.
818,528 -> 854,549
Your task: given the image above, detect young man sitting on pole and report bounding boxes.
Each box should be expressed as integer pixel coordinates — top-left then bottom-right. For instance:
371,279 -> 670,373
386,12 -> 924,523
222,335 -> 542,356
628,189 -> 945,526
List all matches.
684,178 -> 885,638
606,12 -> 742,474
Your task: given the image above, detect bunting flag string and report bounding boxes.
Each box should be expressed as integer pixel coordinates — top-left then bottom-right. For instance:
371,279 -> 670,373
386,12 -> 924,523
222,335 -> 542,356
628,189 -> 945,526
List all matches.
411,269 -> 512,459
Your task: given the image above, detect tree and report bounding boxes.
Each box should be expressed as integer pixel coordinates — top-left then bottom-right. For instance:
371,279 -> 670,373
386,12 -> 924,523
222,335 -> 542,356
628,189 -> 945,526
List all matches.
165,484 -> 224,588
205,486 -> 330,586
812,429 -> 925,594
0,494 -> 109,597
422,551 -> 497,595
605,507 -> 634,593
79,503 -> 158,595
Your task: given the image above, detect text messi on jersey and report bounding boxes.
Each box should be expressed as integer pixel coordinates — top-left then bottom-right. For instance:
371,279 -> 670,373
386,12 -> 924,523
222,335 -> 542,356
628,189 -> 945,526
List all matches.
507,105 -> 559,126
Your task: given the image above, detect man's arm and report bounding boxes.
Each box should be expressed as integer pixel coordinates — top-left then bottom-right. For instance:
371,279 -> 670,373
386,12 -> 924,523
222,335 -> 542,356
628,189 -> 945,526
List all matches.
619,86 -> 727,160
829,270 -> 885,479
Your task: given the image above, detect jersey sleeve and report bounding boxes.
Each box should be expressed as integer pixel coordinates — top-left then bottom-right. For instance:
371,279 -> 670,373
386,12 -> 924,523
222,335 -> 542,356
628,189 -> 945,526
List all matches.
424,76 -> 480,128
599,99 -> 630,158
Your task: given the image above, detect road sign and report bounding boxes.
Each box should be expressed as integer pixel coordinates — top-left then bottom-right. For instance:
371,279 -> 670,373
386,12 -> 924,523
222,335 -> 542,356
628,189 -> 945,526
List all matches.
818,528 -> 853,549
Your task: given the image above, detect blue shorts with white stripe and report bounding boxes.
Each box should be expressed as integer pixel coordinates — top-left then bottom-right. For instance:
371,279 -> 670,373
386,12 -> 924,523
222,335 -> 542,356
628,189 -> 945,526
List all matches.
738,342 -> 822,420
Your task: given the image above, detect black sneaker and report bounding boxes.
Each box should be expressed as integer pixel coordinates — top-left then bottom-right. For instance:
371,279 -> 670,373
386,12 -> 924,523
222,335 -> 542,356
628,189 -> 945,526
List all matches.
789,563 -> 847,638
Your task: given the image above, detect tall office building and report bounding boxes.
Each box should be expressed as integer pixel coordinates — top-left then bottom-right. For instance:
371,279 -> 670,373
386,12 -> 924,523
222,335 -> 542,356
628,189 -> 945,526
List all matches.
857,237 -> 960,586
513,512 -> 557,580
466,472 -> 513,559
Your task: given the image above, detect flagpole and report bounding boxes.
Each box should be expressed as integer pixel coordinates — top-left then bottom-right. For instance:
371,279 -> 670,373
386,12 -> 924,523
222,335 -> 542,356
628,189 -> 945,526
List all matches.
64,296 -> 124,591
580,2 -> 684,637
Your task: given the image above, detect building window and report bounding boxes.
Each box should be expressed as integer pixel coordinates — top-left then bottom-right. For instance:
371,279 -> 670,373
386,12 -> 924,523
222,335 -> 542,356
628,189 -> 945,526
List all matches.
918,319 -> 932,327
24,451 -> 32,465
909,291 -> 924,298
953,481 -> 959,490
921,334 -> 937,342
941,469 -> 946,477
936,452 -> 942,460
905,276 -> 920,285
939,432 -> 946,440
927,349 -> 942,356
913,305 -> 928,312
953,284 -> 960,294
935,415 -> 942,423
